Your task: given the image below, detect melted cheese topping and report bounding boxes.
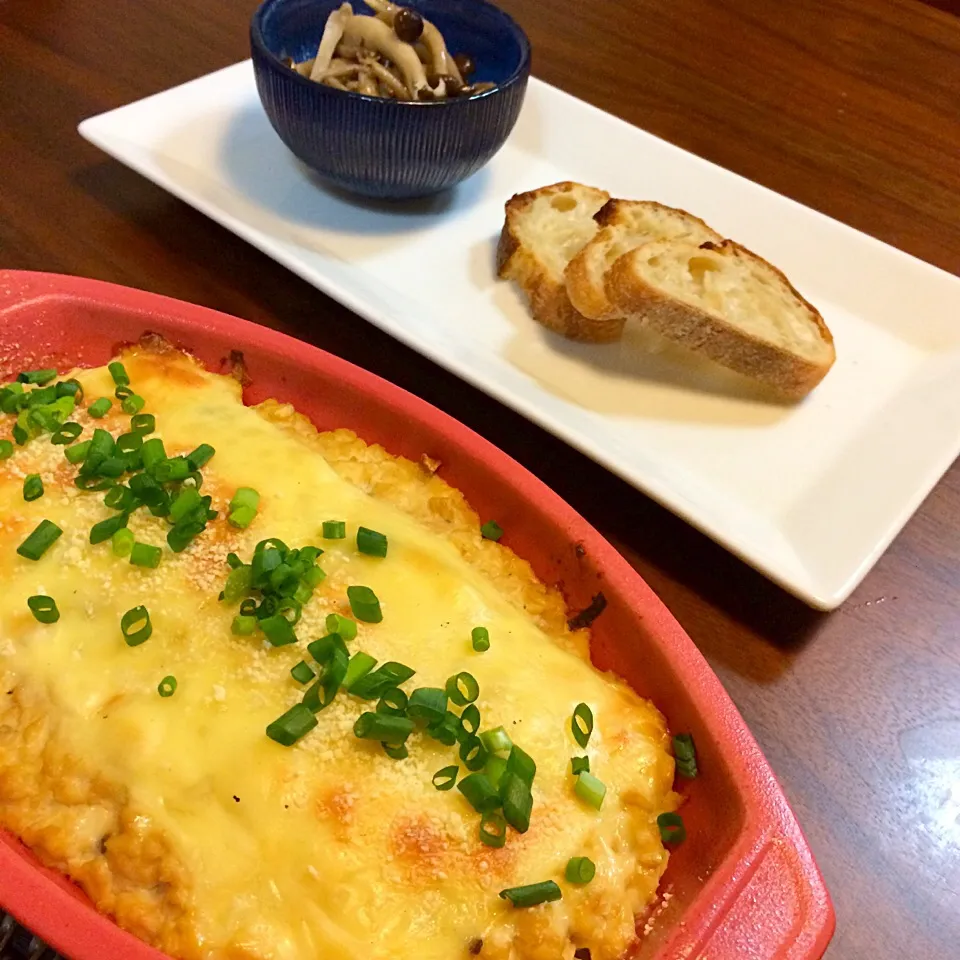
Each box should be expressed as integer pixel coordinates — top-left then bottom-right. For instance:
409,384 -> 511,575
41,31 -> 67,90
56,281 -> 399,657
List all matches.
0,347 -> 676,960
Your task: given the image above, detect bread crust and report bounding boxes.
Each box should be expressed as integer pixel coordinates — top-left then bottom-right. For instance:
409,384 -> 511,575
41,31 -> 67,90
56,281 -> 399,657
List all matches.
496,183 -> 621,342
606,239 -> 836,400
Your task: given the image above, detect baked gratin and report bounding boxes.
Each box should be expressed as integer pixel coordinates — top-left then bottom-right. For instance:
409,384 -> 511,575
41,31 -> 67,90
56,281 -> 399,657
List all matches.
0,341 -> 685,960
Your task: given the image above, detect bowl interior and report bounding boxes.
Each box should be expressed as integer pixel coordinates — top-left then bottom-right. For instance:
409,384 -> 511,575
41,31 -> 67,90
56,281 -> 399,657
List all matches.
255,0 -> 529,89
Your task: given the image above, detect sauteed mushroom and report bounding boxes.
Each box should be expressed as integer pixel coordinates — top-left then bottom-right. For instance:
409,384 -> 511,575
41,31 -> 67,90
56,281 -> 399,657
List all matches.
291,1 -> 491,101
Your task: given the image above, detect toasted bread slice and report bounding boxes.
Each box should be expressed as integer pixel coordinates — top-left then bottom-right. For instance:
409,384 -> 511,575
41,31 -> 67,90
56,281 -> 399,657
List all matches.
565,200 -> 723,327
605,239 -> 835,399
497,182 -> 614,341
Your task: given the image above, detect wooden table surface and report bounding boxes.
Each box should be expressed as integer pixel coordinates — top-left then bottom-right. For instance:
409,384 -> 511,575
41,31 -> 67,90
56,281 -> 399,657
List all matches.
2,0 -> 959,957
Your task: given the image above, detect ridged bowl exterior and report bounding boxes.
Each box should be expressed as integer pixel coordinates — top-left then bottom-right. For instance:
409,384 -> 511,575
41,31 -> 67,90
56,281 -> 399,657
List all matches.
250,0 -> 530,199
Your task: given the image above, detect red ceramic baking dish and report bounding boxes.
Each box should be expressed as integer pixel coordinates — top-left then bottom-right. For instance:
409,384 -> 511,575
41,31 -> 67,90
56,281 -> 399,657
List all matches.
0,270 -> 834,960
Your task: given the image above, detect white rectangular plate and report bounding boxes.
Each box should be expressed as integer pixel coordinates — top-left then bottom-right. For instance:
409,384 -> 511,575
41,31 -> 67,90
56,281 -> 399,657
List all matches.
79,62 -> 960,609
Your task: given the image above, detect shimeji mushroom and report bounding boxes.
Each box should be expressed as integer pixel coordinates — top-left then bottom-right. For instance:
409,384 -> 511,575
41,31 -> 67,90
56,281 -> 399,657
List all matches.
364,0 -> 463,85
309,2 -> 355,81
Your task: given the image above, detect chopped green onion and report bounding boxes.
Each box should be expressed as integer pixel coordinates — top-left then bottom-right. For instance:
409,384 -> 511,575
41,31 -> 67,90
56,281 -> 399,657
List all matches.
223,565 -> 252,602
255,537 -> 288,554
376,686 -> 409,716
343,651 -> 377,690
471,626 -> 490,652
12,422 -> 27,446
574,771 -> 606,810
480,520 -> 503,541
158,676 -> 178,698
112,527 -> 135,557
115,431 -> 143,455
87,397 -> 112,418
302,564 -> 326,589
232,614 -> 257,635
166,521 -> 203,554
460,703 -> 481,738
104,485 -> 137,511
485,754 -> 508,789
51,422 -> 82,445
120,605 -> 152,646
673,733 -> 698,779
322,520 -> 346,539
186,443 -> 215,469
17,519 -> 62,560
657,811 -> 686,845
299,545 -> 324,564
0,439 -> 13,460
500,773 -> 532,832
266,703 -> 317,746
432,764 -> 459,791
56,379 -> 83,401
306,632 -> 348,665
353,711 -> 415,743
348,661 -> 415,699
571,756 -> 590,776
460,735 -> 488,772
506,745 -> 536,787
571,703 -> 594,749
260,614 -> 297,646
325,613 -> 357,641
479,811 -> 507,848
114,385 -> 133,401
426,710 -> 461,746
22,474 -> 43,502
152,456 -> 190,483
108,361 -> 129,386
356,526 -> 388,558
140,437 -> 166,470
407,687 -> 448,724
445,672 -> 479,707
275,597 -> 302,625
64,439 -> 90,464
130,413 -> 155,434
226,552 -> 242,569
565,857 -> 596,885
17,369 -> 57,385
382,741 -> 408,760
480,727 -> 512,756
302,638 -> 348,712
229,487 -> 259,511
228,505 -> 257,529
457,772 -> 501,812
130,542 -> 162,569
90,513 -> 128,545
291,661 -> 316,685
75,475 -> 114,492
27,595 -> 59,624
96,456 -> 127,478
347,584 -> 382,623
499,881 -> 562,908
169,487 -> 201,523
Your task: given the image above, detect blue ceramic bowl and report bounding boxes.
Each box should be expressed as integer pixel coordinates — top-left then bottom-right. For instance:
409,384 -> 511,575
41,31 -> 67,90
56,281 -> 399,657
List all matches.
250,0 -> 530,199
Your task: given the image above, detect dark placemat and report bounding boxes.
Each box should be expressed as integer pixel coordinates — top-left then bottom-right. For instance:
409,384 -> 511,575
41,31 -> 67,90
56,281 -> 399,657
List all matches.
0,914 -> 61,960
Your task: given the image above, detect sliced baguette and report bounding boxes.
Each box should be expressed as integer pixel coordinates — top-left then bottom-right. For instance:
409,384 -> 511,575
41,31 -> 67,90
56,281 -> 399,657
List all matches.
605,239 -> 835,399
565,200 -> 723,328
497,182 -> 615,342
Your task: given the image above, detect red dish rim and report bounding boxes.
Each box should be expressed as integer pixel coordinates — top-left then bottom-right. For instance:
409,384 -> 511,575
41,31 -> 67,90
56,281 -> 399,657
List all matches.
0,270 -> 834,960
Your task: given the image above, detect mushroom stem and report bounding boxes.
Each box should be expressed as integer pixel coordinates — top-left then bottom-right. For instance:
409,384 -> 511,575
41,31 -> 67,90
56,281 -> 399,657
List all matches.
361,0 -> 462,83
340,14 -> 428,97
356,67 -> 378,96
310,2 -> 354,81
362,56 -> 409,98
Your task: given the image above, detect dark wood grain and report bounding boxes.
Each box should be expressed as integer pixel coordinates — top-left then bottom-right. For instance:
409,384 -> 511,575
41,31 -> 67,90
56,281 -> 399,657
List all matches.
1,0 -> 959,957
